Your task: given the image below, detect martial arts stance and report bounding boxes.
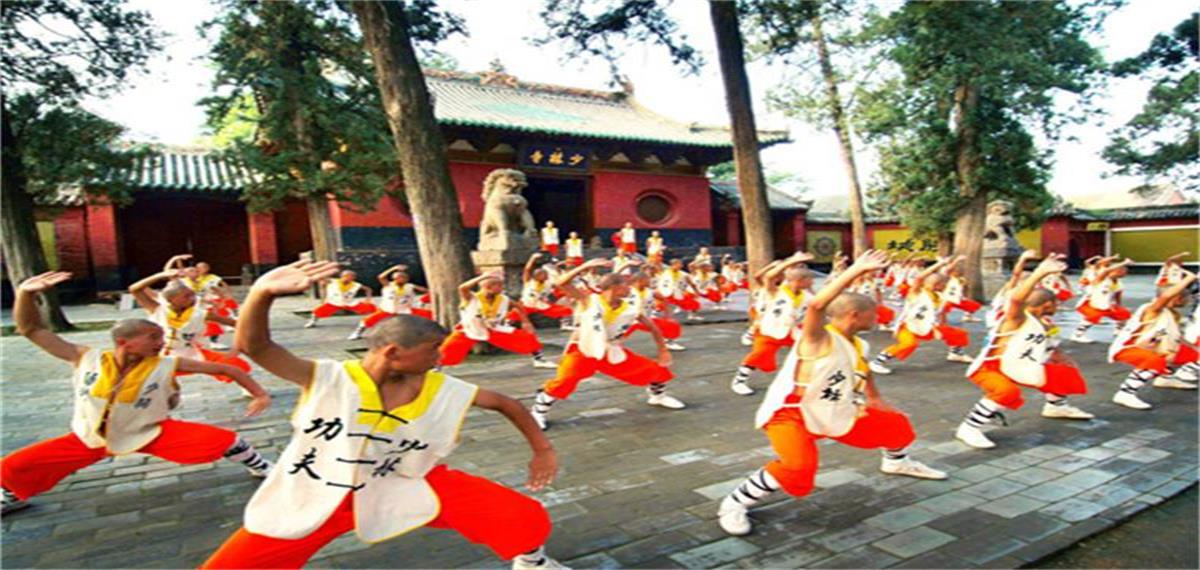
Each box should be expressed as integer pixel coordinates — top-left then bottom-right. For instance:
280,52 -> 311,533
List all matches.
1108,269 -> 1199,409
439,272 -> 556,369
1,272 -> 272,516
201,261 -> 564,569
955,255 -> 1094,449
730,253 -> 815,395
718,251 -> 945,536
530,259 -> 684,430
304,270 -> 377,329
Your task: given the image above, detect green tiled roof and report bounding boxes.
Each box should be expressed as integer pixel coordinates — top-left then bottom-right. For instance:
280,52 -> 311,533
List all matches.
124,149 -> 254,192
1084,203 -> 1200,221
427,70 -> 789,148
710,181 -> 811,210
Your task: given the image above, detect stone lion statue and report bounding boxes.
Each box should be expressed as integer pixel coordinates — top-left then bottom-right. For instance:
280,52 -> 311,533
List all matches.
478,168 -> 537,251
983,199 -> 1021,252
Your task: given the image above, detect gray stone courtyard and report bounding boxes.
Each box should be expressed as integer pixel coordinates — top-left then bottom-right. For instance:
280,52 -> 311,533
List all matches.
1,276 -> 1196,568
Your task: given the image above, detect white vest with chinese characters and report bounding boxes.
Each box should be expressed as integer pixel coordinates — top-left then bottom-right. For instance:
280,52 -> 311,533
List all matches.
71,349 -> 180,454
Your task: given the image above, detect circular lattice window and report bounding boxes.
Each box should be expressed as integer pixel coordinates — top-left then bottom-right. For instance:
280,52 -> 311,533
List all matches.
636,193 -> 672,224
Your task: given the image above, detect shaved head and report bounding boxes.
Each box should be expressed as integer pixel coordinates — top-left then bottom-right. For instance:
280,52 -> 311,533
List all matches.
162,281 -> 192,301
1024,288 -> 1057,308
111,318 -> 161,342
599,273 -> 628,290
926,274 -> 947,287
366,315 -> 447,349
828,293 -> 876,317
786,268 -> 814,281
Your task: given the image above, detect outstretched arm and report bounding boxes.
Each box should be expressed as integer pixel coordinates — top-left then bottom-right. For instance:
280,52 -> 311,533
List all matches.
163,254 -> 192,273
763,252 -> 815,293
523,253 -> 544,283
1150,269 -> 1197,312
553,258 -> 610,302
1096,259 -> 1133,282
458,272 -> 498,302
801,250 -> 890,344
1004,255 -> 1068,328
377,264 -> 407,286
1164,251 -> 1191,267
128,270 -> 178,313
1005,250 -> 1040,291
912,256 -> 956,290
236,260 -> 341,387
176,358 -> 271,416
14,272 -> 89,365
473,388 -> 557,491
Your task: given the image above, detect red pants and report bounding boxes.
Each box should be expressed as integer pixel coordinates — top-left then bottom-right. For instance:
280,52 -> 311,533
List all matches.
1176,344 -> 1198,366
541,243 -> 559,256
0,419 -> 235,500
1113,346 -> 1169,375
201,465 -> 551,569
764,405 -> 915,497
665,294 -> 700,312
517,304 -> 574,320
1055,289 -> 1073,302
361,308 -> 434,328
945,299 -> 983,314
439,328 -> 542,366
619,242 -> 636,253
542,345 -> 672,399
898,283 -> 911,297
181,347 -> 252,383
204,321 -> 225,337
720,282 -> 738,294
1077,302 -> 1131,324
876,304 -> 895,326
625,317 -> 682,340
566,256 -> 583,266
968,360 -> 1088,409
701,289 -> 723,303
741,333 -> 795,372
883,325 -> 969,361
312,302 -> 377,318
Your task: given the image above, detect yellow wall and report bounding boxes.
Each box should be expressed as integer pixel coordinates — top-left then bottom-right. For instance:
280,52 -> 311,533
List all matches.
871,227 -> 1042,259
1111,228 -> 1200,263
37,221 -> 58,270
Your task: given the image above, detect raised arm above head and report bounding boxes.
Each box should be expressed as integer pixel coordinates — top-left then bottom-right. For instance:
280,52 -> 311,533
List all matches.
554,258 -> 610,302
458,271 -> 499,301
237,260 -> 341,387
1005,249 -> 1040,290
128,269 -> 183,313
14,272 -> 89,365
802,250 -> 890,343
1151,269 -> 1197,312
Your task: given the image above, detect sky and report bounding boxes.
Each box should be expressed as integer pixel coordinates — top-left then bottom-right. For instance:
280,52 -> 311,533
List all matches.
86,0 -> 1195,208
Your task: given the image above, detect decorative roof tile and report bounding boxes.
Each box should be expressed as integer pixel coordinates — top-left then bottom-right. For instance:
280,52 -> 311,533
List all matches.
1085,203 -> 1200,221
427,70 -> 789,148
710,181 -> 811,210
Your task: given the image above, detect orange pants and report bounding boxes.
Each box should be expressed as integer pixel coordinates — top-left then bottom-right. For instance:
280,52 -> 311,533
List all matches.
883,325 -> 969,361
741,333 -> 795,372
945,299 -> 983,314
0,419 -> 235,500
898,283 -> 911,297
720,282 -> 738,294
1113,346 -> 1169,374
1055,289 -> 1073,302
701,289 -> 723,303
624,317 -> 682,340
201,465 -> 551,569
541,243 -> 559,256
516,304 -> 574,320
1176,344 -> 1198,366
361,308 -> 434,328
665,294 -> 701,312
968,360 -> 1088,409
1077,302 -> 1131,324
876,304 -> 895,326
542,345 -> 672,399
619,242 -> 636,253
763,404 -> 915,497
312,302 -> 377,318
439,328 -> 542,366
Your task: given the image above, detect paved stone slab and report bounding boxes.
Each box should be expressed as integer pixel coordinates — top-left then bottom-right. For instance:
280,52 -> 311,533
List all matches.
863,504 -> 941,533
1117,447 -> 1172,463
813,545 -> 900,569
668,537 -> 759,568
808,523 -> 891,552
872,526 -> 956,558
961,478 -> 1027,500
1003,466 -> 1062,486
1039,497 -> 1108,522
977,494 -> 1049,519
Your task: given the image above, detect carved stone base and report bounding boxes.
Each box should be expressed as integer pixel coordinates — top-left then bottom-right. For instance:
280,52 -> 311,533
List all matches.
981,245 -> 1023,299
472,246 -> 536,298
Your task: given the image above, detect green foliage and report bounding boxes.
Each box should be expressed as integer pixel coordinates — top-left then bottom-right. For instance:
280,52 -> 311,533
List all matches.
1103,13 -> 1198,188
7,94 -> 151,202
533,0 -> 702,80
194,93 -> 259,149
856,0 -> 1110,234
201,0 -> 399,212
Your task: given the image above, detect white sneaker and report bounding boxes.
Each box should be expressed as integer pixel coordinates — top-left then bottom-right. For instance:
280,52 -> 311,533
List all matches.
512,555 -> 569,570
740,333 -> 754,346
955,423 -> 996,449
717,496 -> 752,536
1071,333 -> 1095,344
665,341 -> 687,351
1173,366 -> 1199,383
730,379 -> 755,396
1153,376 -> 1198,390
1113,391 -> 1152,409
531,408 -> 548,431
209,342 -> 229,350
880,457 -> 947,480
303,319 -> 318,329
347,330 -> 364,341
647,392 -> 686,409
946,353 -> 973,363
532,358 -> 558,369
559,322 -> 576,331
869,361 -> 892,375
1041,402 -> 1095,419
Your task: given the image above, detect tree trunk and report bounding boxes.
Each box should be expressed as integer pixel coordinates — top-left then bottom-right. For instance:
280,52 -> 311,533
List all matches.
304,197 -> 339,262
951,80 -> 985,300
709,0 -> 774,273
1,107 -> 72,331
352,0 -> 474,328
812,10 -> 866,258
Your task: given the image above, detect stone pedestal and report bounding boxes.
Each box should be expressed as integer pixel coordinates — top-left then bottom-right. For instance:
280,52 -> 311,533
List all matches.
471,246 -> 535,298
982,244 -> 1023,298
